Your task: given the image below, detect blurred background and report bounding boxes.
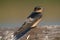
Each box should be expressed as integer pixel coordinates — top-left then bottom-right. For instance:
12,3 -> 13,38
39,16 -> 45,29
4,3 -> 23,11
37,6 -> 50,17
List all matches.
0,0 -> 60,27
